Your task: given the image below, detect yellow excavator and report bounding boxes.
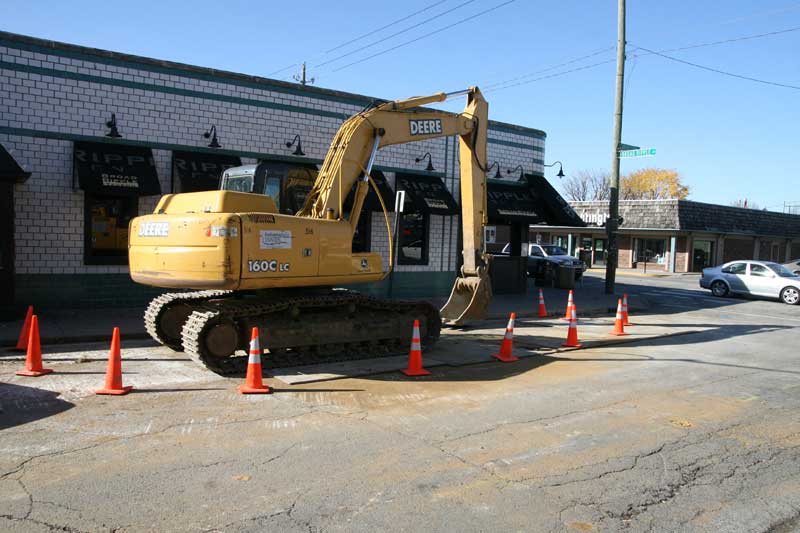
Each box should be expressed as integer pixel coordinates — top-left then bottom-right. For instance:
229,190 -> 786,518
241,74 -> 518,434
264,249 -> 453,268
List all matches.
128,87 -> 492,374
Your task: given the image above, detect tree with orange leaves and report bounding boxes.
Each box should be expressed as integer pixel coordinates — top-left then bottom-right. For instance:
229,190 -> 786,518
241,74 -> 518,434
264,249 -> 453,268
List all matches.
621,168 -> 689,200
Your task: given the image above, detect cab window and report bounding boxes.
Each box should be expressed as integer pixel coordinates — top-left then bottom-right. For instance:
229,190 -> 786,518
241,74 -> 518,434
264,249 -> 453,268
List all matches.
220,174 -> 253,193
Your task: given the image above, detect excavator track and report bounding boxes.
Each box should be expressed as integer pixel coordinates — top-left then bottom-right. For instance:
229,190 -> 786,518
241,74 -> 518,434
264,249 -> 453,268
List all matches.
181,290 -> 440,375
144,290 -> 233,350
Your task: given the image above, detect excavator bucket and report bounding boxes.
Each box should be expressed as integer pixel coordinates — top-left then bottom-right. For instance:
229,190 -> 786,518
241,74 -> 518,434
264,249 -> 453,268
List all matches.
440,265 -> 492,326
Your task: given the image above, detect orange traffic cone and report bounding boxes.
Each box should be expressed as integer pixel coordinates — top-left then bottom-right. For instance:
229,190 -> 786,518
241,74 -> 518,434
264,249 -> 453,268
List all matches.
622,293 -> 632,326
609,299 -> 628,336
239,327 -> 271,394
561,290 -> 574,320
16,315 -> 52,377
14,305 -> 33,351
537,289 -> 548,318
96,327 -> 132,394
492,312 -> 519,362
402,320 -> 431,376
562,305 -> 581,347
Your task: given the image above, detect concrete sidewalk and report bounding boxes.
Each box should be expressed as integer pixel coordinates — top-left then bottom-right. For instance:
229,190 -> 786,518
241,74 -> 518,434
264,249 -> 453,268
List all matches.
0,277 -> 648,348
588,267 -> 701,278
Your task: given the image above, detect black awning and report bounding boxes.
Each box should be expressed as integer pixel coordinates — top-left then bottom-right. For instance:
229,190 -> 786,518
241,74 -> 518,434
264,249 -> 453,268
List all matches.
487,179 -> 545,224
395,173 -> 459,215
0,144 -> 31,183
172,151 -> 242,192
344,170 -> 395,212
525,174 -> 586,226
74,141 -> 161,196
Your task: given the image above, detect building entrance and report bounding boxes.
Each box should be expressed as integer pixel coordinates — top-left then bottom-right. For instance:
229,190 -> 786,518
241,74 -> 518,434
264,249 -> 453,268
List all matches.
692,240 -> 715,271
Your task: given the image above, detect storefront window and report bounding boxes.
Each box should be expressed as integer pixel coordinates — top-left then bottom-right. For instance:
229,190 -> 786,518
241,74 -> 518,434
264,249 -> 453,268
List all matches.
398,202 -> 429,265
636,238 -> 667,264
85,194 -> 138,265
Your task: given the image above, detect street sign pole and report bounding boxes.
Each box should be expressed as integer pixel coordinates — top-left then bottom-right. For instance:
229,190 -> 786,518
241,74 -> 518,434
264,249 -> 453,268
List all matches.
606,0 -> 626,295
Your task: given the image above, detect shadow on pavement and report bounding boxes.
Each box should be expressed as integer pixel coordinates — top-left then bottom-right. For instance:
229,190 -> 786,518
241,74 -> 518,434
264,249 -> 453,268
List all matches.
360,322 -> 794,383
0,383 -> 74,430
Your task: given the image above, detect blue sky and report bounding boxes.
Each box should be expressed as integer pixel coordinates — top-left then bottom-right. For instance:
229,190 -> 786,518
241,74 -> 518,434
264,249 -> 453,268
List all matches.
2,0 -> 799,210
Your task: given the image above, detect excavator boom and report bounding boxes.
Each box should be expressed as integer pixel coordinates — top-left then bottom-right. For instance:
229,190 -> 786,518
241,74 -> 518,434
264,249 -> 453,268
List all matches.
298,87 -> 492,324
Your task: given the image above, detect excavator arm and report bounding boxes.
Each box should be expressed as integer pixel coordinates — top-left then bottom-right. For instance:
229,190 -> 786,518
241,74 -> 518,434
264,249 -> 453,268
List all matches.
298,87 -> 491,324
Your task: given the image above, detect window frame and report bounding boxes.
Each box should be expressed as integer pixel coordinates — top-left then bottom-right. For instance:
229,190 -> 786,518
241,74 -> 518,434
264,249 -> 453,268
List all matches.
84,193 -> 139,266
397,208 -> 430,266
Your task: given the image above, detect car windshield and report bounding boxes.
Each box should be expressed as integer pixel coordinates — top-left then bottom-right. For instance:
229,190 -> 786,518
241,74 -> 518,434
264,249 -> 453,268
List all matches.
767,263 -> 799,278
540,245 -> 567,256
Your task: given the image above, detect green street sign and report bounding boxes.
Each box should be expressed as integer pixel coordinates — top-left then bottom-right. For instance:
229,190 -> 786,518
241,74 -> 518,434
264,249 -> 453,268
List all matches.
618,143 -> 640,150
619,148 -> 656,158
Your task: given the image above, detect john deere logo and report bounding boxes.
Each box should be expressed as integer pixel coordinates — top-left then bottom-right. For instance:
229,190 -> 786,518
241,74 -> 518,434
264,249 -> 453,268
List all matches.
409,119 -> 442,136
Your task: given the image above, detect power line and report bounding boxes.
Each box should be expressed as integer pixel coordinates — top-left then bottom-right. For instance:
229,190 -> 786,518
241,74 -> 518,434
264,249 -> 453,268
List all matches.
486,58 -> 617,92
485,24 -> 800,93
332,0 -> 517,73
631,45 -> 800,91
326,0 -> 449,53
647,25 -> 800,55
315,0 -> 477,69
482,46 -> 615,90
267,0 -> 456,77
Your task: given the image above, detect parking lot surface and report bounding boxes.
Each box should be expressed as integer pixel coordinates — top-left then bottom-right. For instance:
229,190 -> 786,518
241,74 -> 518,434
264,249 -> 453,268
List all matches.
2,273 -> 799,532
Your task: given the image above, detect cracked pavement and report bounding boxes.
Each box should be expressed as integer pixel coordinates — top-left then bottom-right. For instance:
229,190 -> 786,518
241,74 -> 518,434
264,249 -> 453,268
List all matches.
1,274 -> 800,532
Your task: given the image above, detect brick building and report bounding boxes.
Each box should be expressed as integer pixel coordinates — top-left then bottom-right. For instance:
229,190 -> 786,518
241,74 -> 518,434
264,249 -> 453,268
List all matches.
531,200 -> 800,273
0,31 -> 555,310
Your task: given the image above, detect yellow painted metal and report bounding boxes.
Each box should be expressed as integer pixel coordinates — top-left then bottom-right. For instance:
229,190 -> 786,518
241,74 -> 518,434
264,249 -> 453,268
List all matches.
129,87 -> 492,324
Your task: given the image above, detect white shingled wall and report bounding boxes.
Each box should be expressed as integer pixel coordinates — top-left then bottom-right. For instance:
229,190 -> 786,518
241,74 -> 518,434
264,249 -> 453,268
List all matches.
0,35 -> 545,282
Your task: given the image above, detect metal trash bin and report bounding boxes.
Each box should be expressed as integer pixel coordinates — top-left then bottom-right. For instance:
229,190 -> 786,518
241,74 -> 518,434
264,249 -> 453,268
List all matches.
555,264 -> 578,289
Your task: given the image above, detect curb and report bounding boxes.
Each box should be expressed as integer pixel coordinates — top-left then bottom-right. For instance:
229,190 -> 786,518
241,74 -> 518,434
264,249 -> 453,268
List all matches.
1,332 -> 151,352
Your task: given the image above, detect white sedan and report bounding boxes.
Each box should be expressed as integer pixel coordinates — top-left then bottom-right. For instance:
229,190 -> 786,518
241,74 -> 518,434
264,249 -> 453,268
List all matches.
700,260 -> 800,305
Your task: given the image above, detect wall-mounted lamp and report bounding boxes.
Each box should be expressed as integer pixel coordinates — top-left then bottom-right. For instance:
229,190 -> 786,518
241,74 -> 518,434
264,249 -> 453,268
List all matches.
105,113 -> 122,138
285,134 -> 305,156
487,161 -> 503,180
414,152 -> 435,172
203,125 -> 221,148
544,160 -> 565,178
506,165 -> 525,180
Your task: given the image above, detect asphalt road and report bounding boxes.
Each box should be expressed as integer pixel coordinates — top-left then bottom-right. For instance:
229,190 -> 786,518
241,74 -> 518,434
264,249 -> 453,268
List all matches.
2,272 -> 799,532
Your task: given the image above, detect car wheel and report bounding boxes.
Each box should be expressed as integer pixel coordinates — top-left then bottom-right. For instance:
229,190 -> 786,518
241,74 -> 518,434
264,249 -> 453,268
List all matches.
710,281 -> 728,297
780,287 -> 800,305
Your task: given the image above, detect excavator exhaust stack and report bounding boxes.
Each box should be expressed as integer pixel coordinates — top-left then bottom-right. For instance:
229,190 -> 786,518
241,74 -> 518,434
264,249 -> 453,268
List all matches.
440,262 -> 492,326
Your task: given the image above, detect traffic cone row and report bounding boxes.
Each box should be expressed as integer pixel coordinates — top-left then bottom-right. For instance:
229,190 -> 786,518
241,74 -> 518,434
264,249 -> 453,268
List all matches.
537,289 -> 548,318
402,320 -> 431,376
622,293 -> 632,326
492,313 -> 520,363
562,305 -> 581,347
561,290 -> 574,321
15,315 -> 52,377
609,298 -> 628,336
239,327 -> 272,394
96,327 -> 133,395
15,305 -> 33,351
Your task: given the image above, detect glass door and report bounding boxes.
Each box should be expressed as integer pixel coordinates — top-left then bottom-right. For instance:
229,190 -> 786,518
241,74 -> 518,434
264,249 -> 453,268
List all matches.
692,240 -> 714,271
593,238 -> 607,266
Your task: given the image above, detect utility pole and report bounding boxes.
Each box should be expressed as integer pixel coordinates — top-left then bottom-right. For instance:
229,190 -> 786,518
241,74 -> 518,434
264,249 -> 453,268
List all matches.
293,62 -> 315,86
605,0 -> 626,294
